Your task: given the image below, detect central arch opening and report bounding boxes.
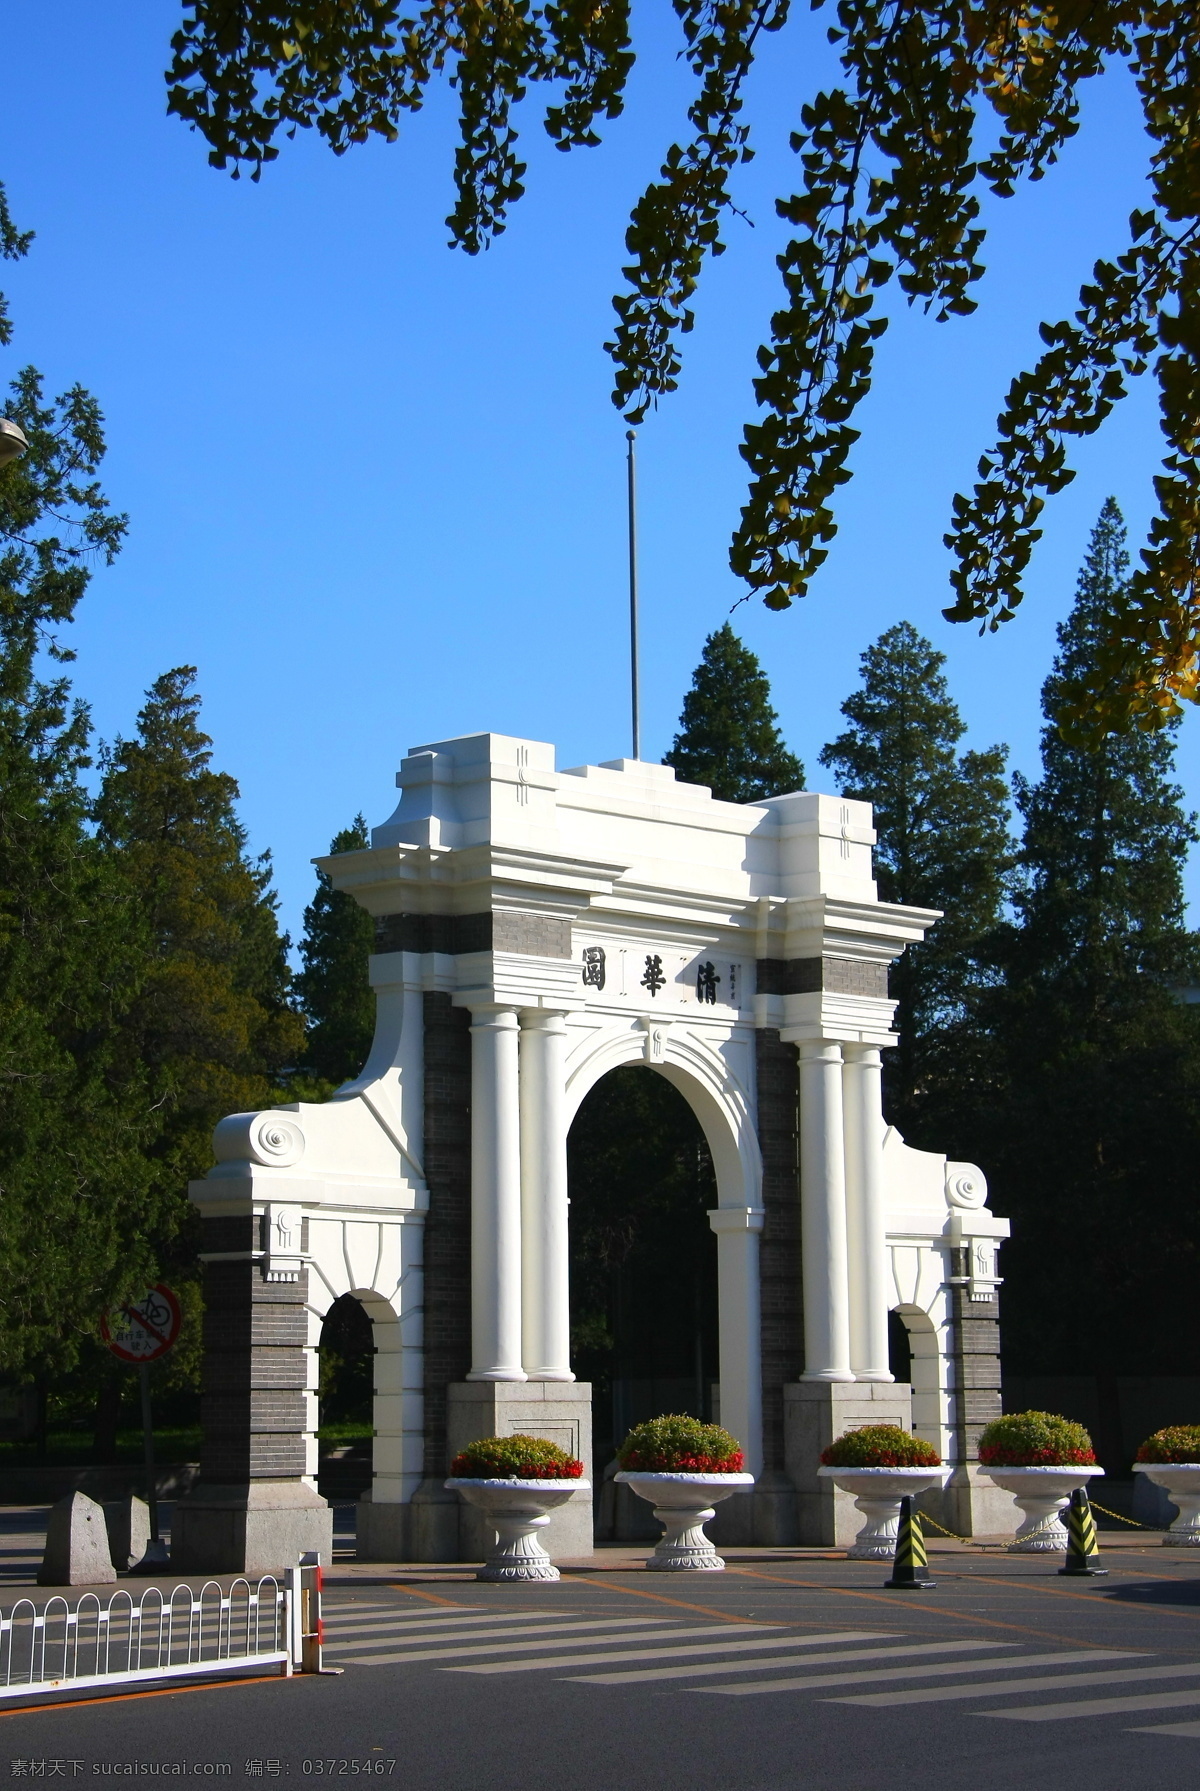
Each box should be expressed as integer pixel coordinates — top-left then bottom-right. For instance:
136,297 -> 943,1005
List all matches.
567,1065 -> 718,1478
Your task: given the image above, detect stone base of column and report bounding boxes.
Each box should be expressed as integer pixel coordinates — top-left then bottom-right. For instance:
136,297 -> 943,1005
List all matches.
447,1381 -> 593,1561
170,1481 -> 333,1575
921,1464 -> 1018,1540
784,1381 -> 914,1547
708,1469 -> 799,1547
357,1480 -> 463,1563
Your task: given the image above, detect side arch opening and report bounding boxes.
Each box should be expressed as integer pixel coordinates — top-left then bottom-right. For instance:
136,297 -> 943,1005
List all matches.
317,1293 -> 374,1503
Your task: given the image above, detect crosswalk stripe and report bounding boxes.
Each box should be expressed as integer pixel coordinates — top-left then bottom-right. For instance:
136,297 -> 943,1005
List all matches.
324,1611 -> 644,1640
570,1638 -> 1018,1686
1129,1720 -> 1200,1737
452,1630 -> 942,1677
324,1619 -> 544,1633
694,1647 -> 1139,1690
324,1611 -> 413,1626
339,1622 -> 751,1667
327,1618 -> 683,1657
838,1660 -> 1188,1709
990,1686 -> 1200,1722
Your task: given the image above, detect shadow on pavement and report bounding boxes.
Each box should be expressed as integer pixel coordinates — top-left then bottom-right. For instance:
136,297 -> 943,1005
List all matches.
1104,1577 -> 1200,1606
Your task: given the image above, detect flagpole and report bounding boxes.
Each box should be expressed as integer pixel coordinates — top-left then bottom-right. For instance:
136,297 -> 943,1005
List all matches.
626,429 -> 641,760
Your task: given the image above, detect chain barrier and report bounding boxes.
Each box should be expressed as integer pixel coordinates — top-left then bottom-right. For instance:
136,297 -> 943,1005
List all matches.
917,1511 -> 1005,1548
1088,1499 -> 1164,1531
918,1501 -> 1162,1544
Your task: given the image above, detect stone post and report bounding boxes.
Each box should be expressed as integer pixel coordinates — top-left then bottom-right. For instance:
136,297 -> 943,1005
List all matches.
171,1215 -> 332,1574
843,1044 -> 892,1383
467,1006 -> 526,1382
519,1010 -> 573,1381
796,1040 -> 853,1382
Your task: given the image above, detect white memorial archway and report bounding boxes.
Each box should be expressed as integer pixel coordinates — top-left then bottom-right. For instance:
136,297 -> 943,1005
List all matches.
174,734 -> 1012,1572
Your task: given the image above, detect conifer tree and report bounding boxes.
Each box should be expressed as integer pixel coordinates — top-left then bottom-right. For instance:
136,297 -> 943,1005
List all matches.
297,817 -> 376,1087
0,199 -> 153,1376
974,503 -> 1200,1401
94,667 -> 304,1228
664,624 -> 803,801
820,622 -> 1013,1127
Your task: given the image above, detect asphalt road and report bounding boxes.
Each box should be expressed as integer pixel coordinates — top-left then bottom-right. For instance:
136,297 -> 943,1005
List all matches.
5,1545 -> 1200,1791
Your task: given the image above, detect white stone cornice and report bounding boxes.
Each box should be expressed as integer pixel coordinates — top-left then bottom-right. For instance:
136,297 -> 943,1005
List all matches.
780,894 -> 941,964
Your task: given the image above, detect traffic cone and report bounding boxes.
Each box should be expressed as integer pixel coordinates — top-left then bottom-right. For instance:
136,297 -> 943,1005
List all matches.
884,1496 -> 936,1589
1058,1487 -> 1108,1577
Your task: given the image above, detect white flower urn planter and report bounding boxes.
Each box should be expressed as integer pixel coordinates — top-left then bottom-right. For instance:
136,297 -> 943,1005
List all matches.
1134,1464 -> 1200,1546
615,1471 -> 756,1571
977,1466 -> 1103,1551
444,1478 -> 590,1582
816,1466 -> 950,1559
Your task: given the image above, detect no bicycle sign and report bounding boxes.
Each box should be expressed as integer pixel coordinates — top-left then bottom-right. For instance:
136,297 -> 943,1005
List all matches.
100,1284 -> 182,1364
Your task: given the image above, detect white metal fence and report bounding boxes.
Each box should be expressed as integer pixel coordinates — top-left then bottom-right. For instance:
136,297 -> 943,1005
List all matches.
0,1575 -> 301,1702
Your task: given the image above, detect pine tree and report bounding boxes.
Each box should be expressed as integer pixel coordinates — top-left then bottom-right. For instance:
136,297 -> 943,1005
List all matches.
819,622 -> 1013,1127
974,503 -> 1200,1402
94,668 -> 304,1223
0,234 -> 150,1375
297,817 -> 377,1087
664,624 -> 803,801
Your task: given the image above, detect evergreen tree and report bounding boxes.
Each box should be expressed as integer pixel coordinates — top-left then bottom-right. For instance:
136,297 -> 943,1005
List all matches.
94,667 -> 304,1226
820,622 -> 1013,1127
297,817 -> 377,1087
664,624 -> 803,801
970,503 -> 1200,1408
0,204 -> 150,1376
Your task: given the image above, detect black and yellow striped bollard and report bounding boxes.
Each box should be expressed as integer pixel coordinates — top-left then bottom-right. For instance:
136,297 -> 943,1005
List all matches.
884,1496 -> 936,1589
1058,1486 -> 1108,1577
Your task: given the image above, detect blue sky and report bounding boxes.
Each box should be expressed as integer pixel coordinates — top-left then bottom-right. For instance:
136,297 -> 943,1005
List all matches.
0,3 -> 1189,939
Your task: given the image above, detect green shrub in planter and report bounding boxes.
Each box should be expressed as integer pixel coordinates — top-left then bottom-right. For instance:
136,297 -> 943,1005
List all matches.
820,1425 -> 941,1467
1136,1426 -> 1200,1464
616,1415 -> 745,1473
977,1411 -> 1096,1467
449,1434 -> 584,1479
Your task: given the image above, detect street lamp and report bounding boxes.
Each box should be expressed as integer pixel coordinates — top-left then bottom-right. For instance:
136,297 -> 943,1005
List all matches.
0,417 -> 28,467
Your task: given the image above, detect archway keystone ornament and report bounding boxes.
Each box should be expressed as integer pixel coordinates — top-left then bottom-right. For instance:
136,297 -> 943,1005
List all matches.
175,734 -> 1014,1571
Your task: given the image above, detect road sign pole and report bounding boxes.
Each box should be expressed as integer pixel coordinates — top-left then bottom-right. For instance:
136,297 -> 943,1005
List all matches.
139,1363 -> 159,1546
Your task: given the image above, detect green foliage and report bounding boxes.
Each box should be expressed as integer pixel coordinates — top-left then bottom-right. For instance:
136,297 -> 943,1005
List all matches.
977,1411 -> 1096,1467
949,504 -> 1200,1383
0,182 -> 34,350
0,284 -> 153,1377
820,621 -> 1013,1124
664,623 -> 803,802
165,5 -> 1200,729
820,1425 -> 940,1467
166,0 -> 632,250
616,1413 -> 743,1472
450,1433 -> 584,1478
94,667 -> 304,1228
1136,1426 -> 1200,1464
297,816 -> 376,1087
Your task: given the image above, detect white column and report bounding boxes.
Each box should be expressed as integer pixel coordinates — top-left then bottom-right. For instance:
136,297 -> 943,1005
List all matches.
467,1006 -> 526,1381
708,1206 -> 764,1477
371,1216 -> 427,1504
519,1009 -> 574,1381
843,1045 -> 893,1382
796,1040 -> 854,1380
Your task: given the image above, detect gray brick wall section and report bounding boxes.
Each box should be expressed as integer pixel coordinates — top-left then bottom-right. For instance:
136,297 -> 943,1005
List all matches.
375,911 -> 571,959
755,1029 -> 805,1470
948,1269 -> 1003,1459
198,1227 -> 311,1482
756,957 -> 888,998
421,991 -> 473,1476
